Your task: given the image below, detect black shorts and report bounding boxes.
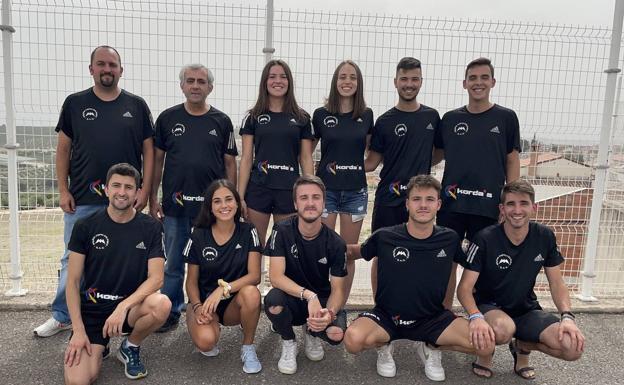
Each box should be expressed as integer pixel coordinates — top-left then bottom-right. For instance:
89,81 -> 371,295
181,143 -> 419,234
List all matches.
358,307 -> 456,345
436,211 -> 497,242
478,304 -> 559,343
78,306 -> 133,347
371,203 -> 408,232
245,181 -> 295,215
215,295 -> 236,325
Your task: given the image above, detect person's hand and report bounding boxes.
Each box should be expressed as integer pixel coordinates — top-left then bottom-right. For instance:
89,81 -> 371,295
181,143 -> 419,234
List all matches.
102,304 -> 128,338
307,308 -> 332,332
64,330 -> 91,367
59,190 -> 76,213
559,318 -> 585,352
469,317 -> 495,350
148,198 -> 164,221
201,288 -> 224,317
240,199 -> 248,221
306,295 -> 322,319
134,189 -> 149,211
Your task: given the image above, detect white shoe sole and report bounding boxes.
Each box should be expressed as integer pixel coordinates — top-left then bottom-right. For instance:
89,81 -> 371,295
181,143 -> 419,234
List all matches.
278,364 -> 297,375
377,367 -> 396,378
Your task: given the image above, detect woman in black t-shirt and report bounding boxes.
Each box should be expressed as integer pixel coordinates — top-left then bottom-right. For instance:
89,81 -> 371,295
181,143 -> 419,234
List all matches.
184,180 -> 263,374
238,59 -> 314,246
312,60 -> 373,295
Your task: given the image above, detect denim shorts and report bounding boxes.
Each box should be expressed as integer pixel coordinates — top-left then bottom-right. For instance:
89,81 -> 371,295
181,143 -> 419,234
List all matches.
323,187 -> 368,220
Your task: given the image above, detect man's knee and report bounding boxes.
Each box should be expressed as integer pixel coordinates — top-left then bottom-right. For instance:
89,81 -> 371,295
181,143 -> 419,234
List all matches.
558,334 -> 583,361
344,327 -> 368,353
145,293 -> 171,322
490,317 -> 515,344
267,306 -> 283,315
325,325 -> 344,343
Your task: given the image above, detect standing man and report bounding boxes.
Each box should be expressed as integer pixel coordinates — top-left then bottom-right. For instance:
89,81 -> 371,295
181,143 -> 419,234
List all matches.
35,46 -> 155,337
364,57 -> 442,376
434,57 -> 521,244
151,64 -> 238,332
344,175 -> 494,382
63,163 -> 170,383
264,175 -> 348,375
457,180 -> 584,379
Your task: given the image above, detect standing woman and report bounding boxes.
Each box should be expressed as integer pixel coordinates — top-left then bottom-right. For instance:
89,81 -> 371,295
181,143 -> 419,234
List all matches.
238,60 -> 314,244
184,179 -> 263,374
312,60 -> 373,293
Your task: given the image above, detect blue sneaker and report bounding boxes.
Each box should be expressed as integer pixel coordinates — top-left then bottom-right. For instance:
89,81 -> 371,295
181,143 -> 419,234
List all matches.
117,338 -> 148,379
241,344 -> 262,374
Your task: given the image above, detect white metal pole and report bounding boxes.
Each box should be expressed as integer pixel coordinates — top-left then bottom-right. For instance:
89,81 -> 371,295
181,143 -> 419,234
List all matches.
263,0 -> 275,63
2,0 -> 26,296
577,0 -> 624,302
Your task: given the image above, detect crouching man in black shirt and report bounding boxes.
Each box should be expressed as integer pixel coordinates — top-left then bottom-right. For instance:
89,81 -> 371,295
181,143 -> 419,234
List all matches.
457,180 -> 584,380
63,163 -> 170,384
264,175 -> 348,375
344,175 -> 494,382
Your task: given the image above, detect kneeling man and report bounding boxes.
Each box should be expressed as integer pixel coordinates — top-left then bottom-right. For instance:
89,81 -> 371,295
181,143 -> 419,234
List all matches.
458,179 -> 584,380
344,175 -> 494,382
64,163 -> 171,384
264,175 -> 348,375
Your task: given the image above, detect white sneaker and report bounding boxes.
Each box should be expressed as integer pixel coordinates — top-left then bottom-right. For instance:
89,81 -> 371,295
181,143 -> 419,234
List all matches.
376,342 -> 396,378
278,339 -> 298,374
416,341 -> 445,381
33,317 -> 71,337
302,325 -> 324,361
199,346 -> 220,357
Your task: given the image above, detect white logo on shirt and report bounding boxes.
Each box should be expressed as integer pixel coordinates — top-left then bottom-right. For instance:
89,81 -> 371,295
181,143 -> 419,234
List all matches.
490,126 -> 500,134
202,247 -> 218,261
92,233 -> 109,250
454,122 -> 469,135
496,254 -> 513,269
258,114 -> 271,124
323,116 -> 338,127
394,123 -> 407,136
172,123 -> 186,136
392,247 -> 410,262
318,257 -> 328,265
82,108 -> 98,121
235,243 -> 242,249
135,241 -> 146,250
123,111 -> 133,118
425,123 -> 434,130
436,249 -> 447,258
534,254 -> 544,262
356,117 -> 363,123
209,129 -> 218,136
290,244 -> 299,259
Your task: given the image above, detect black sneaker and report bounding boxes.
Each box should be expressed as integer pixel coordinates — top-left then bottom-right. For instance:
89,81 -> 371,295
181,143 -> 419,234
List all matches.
156,314 -> 179,333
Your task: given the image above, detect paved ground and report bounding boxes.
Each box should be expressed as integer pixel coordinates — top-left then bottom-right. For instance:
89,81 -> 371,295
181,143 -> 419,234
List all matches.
1,310 -> 622,385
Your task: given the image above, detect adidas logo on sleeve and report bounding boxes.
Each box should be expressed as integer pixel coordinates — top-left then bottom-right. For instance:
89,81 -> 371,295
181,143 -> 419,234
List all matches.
135,241 -> 146,250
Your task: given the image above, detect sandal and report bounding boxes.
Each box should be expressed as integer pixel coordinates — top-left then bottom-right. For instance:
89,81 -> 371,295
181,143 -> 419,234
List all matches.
509,339 -> 536,380
471,361 -> 494,379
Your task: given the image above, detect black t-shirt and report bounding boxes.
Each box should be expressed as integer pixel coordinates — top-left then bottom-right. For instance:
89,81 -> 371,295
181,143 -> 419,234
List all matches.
370,106 -> 440,207
56,88 -> 154,206
360,224 -> 463,320
312,107 -> 373,190
184,222 -> 262,302
435,104 -> 521,219
461,222 -> 564,317
239,111 -> 314,190
264,216 -> 347,298
68,209 -> 164,313
155,104 -> 238,218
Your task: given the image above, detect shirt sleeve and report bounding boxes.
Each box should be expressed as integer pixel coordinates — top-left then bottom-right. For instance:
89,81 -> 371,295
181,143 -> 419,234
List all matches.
183,235 -> 200,265
452,237 -> 467,264
137,97 -> 155,141
366,109 -> 374,135
247,224 -> 263,253
312,109 -> 322,139
154,113 -> 167,150
146,220 -> 165,259
462,234 -> 485,272
221,115 -> 239,156
55,96 -> 73,138
544,228 -> 564,267
264,225 -> 286,257
433,113 -> 446,149
239,113 -> 255,136
329,237 -> 348,278
67,218 -> 89,255
369,118 -> 385,153
359,231 -> 378,262
299,112 -> 314,140
506,109 -> 521,153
